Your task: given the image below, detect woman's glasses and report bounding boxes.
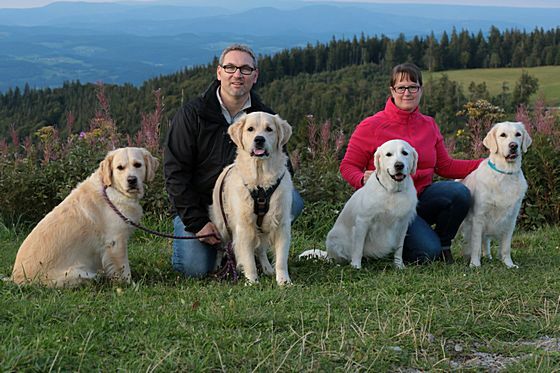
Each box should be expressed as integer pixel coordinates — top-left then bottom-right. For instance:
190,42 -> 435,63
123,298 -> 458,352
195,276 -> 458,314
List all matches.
392,85 -> 421,94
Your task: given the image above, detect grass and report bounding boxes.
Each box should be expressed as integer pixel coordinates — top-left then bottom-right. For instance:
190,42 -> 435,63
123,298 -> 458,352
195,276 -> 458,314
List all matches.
1,218 -> 560,371
426,65 -> 560,106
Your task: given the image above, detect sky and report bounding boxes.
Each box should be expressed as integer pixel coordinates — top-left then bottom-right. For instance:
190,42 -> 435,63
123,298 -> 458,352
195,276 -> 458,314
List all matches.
1,0 -> 560,8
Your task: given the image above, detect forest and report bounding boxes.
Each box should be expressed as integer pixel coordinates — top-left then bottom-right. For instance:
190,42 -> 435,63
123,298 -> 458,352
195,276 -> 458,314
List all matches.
0,26 -> 558,144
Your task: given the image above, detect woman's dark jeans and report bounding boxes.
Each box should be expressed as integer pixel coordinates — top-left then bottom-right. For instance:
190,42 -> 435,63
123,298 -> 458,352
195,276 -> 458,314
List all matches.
403,181 -> 471,263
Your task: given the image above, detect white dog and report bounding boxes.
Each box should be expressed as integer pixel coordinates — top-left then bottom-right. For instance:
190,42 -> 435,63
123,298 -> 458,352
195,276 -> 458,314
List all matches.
301,139 -> 418,269
460,121 -> 532,268
11,147 -> 159,287
210,112 -> 293,285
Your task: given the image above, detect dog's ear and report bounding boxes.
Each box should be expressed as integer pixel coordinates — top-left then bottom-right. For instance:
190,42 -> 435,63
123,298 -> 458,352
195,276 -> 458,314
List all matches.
519,122 -> 532,153
99,150 -> 115,187
142,149 -> 159,182
483,124 -> 499,153
228,114 -> 247,150
410,146 -> 418,175
274,114 -> 292,149
374,147 -> 382,171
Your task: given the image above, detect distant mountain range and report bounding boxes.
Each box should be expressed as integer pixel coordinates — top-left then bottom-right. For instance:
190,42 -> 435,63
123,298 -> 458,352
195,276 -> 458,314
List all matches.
0,0 -> 559,91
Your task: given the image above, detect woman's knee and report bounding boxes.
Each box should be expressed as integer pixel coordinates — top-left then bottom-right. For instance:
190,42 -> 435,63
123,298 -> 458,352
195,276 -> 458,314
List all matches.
449,182 -> 471,211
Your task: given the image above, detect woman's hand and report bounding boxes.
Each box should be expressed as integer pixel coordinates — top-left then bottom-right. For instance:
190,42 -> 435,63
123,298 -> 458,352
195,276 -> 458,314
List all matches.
362,170 -> 374,185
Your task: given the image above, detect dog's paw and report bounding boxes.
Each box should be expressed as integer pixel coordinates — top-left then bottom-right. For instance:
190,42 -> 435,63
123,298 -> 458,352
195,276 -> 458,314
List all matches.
504,259 -> 519,269
394,262 -> 405,270
244,277 -> 259,286
350,262 -> 362,270
276,274 -> 292,286
261,263 -> 275,276
469,260 -> 481,268
298,249 -> 328,260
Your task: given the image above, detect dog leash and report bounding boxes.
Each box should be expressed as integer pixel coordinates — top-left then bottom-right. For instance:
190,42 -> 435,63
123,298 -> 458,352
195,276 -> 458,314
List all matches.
101,184 -> 238,281
101,185 -> 216,240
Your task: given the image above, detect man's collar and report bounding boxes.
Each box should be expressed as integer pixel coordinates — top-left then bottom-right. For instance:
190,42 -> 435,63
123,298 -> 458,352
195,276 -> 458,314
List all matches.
216,87 -> 252,124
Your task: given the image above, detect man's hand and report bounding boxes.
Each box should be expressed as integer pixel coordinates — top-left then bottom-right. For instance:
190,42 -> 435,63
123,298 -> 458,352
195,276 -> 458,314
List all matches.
197,222 -> 221,245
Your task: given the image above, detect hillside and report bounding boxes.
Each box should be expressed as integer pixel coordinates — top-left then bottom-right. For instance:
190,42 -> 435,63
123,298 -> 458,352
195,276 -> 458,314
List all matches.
427,66 -> 560,106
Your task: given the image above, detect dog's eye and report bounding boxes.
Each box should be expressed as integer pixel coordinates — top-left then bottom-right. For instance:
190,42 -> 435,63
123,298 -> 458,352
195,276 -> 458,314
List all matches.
402,150 -> 408,156
133,162 -> 142,168
116,165 -> 125,171
386,152 -> 393,157
266,126 -> 273,132
515,132 -> 521,137
499,133 -> 507,137
247,126 -> 254,132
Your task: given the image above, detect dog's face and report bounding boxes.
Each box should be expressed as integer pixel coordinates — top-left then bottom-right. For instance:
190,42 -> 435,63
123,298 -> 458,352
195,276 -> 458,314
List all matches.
100,147 -> 159,198
374,139 -> 418,182
228,112 -> 292,158
483,121 -> 532,162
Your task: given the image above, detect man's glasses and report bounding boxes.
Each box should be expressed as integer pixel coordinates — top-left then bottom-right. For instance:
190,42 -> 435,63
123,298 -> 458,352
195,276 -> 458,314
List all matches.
220,64 -> 256,75
392,85 -> 421,94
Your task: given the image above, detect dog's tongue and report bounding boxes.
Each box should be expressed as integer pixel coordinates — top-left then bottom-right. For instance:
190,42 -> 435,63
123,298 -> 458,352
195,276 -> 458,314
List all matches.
393,173 -> 405,181
253,149 -> 266,156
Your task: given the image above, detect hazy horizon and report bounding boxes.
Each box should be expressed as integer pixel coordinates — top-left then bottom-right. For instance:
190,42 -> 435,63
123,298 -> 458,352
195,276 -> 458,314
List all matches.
1,0 -> 560,9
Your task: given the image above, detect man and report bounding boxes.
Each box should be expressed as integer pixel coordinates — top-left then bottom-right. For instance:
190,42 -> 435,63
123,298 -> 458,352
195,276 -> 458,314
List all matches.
164,44 -> 303,278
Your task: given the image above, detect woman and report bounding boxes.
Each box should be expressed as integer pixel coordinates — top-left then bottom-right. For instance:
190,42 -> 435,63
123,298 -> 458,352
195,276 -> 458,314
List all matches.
340,63 -> 481,264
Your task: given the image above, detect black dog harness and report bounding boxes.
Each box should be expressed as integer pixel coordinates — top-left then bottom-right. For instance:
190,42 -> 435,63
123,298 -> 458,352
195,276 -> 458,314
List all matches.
249,173 -> 285,227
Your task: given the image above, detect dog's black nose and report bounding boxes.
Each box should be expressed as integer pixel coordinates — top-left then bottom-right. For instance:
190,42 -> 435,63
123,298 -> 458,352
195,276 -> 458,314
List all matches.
127,176 -> 137,186
394,162 -> 404,171
509,142 -> 518,152
254,136 -> 265,147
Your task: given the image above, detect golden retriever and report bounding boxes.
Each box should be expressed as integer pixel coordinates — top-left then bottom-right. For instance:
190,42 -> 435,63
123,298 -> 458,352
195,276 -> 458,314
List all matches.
210,112 -> 293,285
300,139 -> 418,269
460,121 -> 532,268
11,147 -> 159,287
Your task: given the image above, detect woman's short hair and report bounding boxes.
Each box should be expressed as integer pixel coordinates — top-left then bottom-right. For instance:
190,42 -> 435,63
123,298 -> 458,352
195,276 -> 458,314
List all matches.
390,63 -> 423,87
219,44 -> 258,68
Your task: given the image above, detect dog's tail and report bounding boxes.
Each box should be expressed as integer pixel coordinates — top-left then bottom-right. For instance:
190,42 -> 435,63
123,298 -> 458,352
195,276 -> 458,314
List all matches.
298,249 -> 329,260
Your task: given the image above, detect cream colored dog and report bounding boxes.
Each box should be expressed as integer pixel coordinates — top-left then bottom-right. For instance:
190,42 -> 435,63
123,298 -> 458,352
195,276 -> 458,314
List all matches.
11,147 -> 159,287
301,139 -> 418,269
210,112 -> 293,285
461,121 -> 532,268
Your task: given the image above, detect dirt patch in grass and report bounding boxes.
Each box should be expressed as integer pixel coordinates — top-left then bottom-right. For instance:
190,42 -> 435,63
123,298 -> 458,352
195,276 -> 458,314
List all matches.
446,337 -> 560,371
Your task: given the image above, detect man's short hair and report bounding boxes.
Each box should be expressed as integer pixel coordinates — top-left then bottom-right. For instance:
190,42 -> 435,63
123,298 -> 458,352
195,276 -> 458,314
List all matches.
219,44 -> 258,68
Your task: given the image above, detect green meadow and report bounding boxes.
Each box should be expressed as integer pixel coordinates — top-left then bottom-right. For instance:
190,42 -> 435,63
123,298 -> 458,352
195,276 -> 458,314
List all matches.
427,66 -> 560,106
1,221 -> 560,371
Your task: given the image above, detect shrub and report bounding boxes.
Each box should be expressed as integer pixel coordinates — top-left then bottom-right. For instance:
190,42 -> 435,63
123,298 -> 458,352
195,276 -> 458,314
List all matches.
0,83 -> 169,227
515,99 -> 560,229
291,115 -> 353,205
